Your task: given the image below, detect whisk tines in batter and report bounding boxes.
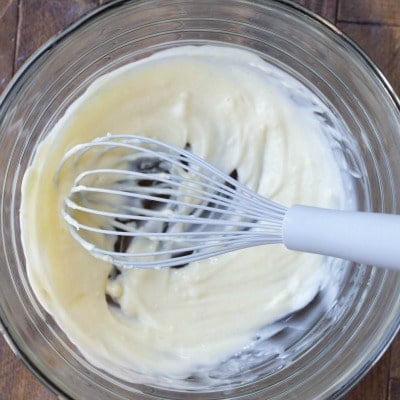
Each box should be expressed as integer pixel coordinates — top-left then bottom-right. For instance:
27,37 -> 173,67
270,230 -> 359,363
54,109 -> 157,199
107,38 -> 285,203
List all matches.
58,134 -> 400,270
57,134 -> 287,269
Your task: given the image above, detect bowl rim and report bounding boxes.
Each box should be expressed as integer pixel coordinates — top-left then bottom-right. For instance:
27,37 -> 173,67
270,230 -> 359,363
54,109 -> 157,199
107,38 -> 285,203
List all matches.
0,0 -> 399,399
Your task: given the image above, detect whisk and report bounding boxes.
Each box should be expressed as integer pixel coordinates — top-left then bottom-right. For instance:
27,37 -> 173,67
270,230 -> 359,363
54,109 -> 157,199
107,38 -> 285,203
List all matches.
58,134 -> 400,270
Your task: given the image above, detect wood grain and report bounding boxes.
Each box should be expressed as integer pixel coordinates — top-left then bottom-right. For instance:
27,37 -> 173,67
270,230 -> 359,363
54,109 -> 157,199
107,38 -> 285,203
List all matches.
0,0 -> 399,399
389,334 -> 400,400
390,331 -> 400,379
0,0 -> 17,93
297,0 -> 338,24
0,340 -> 54,400
15,0 -> 99,70
344,349 -> 391,400
338,0 -> 400,26
389,379 -> 400,400
338,22 -> 400,94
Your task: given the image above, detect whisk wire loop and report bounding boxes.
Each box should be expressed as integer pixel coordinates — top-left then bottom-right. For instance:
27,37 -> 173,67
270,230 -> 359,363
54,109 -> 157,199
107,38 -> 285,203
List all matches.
58,134 -> 287,268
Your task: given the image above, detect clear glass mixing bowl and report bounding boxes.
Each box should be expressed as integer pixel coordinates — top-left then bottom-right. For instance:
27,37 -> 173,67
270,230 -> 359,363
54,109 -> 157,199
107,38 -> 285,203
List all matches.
1,0 -> 399,399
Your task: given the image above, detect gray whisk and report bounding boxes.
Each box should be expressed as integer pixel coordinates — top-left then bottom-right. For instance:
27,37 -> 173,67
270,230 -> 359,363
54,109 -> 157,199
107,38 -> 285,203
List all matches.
58,134 -> 400,270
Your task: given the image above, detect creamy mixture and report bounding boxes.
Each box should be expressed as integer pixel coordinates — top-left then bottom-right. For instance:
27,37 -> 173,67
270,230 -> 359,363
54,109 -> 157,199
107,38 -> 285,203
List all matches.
21,46 -> 348,383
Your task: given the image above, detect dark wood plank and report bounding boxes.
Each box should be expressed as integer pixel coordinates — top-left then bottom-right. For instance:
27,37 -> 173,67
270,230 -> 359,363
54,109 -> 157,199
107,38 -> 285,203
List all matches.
338,0 -> 400,26
337,22 -> 400,94
390,333 -> 400,379
297,0 -> 338,24
0,336 -> 55,400
15,0 -> 99,70
343,349 -> 391,399
389,378 -> 400,400
0,0 -> 18,93
389,335 -> 400,400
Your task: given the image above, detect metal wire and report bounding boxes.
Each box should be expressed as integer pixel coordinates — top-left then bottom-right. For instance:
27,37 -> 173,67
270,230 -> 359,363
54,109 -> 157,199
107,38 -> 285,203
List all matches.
58,135 -> 288,268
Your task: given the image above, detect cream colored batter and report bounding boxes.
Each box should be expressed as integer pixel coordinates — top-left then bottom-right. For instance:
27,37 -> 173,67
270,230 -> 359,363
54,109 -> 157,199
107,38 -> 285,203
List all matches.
21,46 -> 347,381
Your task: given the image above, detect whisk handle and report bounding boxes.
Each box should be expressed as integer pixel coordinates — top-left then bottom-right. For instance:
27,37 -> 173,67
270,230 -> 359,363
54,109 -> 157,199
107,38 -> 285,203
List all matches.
283,205 -> 400,270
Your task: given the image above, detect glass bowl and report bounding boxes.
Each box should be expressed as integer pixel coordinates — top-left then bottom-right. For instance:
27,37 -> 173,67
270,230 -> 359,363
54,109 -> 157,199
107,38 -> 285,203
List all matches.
1,0 -> 400,399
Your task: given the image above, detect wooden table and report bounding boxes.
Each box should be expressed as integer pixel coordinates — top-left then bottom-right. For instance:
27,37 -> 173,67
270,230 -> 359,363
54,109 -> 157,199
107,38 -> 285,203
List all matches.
0,1 -> 399,399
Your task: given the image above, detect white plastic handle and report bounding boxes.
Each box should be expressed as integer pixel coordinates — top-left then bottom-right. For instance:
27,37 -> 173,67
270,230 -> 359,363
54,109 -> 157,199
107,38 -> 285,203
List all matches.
282,205 -> 400,270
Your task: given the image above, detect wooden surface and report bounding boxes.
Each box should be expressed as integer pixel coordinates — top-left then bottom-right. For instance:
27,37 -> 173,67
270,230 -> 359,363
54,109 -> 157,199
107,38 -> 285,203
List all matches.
0,0 -> 399,399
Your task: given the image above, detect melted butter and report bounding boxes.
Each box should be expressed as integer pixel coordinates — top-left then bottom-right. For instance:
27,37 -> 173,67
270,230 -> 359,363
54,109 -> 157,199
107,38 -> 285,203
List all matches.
21,46 -> 349,383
